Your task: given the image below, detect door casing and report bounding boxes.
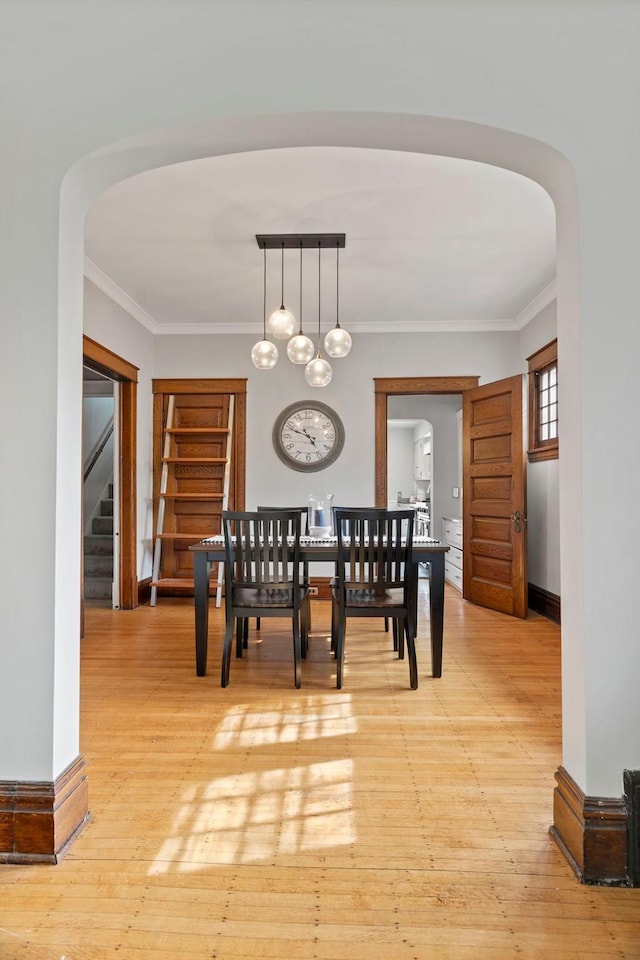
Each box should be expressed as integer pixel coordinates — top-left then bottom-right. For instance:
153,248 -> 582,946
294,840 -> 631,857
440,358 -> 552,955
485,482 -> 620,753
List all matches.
83,335 -> 139,610
374,376 -> 479,508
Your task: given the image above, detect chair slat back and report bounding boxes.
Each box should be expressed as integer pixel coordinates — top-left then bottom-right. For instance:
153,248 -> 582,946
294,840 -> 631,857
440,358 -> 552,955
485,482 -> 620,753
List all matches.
335,509 -> 415,591
257,506 -> 308,536
222,510 -> 302,589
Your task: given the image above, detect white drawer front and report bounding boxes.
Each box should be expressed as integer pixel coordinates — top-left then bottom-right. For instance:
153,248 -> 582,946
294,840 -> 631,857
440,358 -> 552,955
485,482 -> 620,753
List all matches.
445,561 -> 463,591
447,544 -> 462,571
443,519 -> 463,549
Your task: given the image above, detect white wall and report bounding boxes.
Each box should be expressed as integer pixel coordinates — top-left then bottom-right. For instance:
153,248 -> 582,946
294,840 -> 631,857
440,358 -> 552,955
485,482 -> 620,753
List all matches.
387,427 -> 415,504
82,394 -> 114,534
519,300 -> 560,595
83,280 -> 156,579
152,330 -> 518,538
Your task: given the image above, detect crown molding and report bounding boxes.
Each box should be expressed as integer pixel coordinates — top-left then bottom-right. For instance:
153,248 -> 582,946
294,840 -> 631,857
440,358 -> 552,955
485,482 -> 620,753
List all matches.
514,279 -> 557,331
83,257 -> 550,337
83,258 -> 160,333
148,318 -> 520,335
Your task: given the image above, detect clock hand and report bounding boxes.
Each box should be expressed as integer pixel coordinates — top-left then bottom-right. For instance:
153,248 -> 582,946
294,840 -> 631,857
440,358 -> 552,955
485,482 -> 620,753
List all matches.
290,426 -> 314,443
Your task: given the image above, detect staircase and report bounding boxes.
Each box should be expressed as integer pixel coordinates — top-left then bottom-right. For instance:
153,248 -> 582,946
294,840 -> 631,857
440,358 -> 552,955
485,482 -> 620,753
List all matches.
84,484 -> 114,601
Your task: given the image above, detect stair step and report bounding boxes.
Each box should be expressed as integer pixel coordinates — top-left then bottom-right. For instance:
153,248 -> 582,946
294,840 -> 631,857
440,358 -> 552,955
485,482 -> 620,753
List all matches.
84,576 -> 112,599
84,534 -> 114,556
84,555 -> 113,576
92,516 -> 113,535
100,498 -> 114,517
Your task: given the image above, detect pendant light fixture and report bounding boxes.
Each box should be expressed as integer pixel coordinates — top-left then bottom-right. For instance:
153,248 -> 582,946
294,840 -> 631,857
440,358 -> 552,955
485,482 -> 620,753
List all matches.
324,243 -> 352,358
250,246 -> 278,370
268,241 -> 296,339
254,233 -> 348,386
305,241 -> 333,387
287,240 -> 315,364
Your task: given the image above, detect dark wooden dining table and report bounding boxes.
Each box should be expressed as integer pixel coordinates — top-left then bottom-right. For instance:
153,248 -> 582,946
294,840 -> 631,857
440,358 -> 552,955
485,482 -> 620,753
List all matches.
189,535 -> 449,680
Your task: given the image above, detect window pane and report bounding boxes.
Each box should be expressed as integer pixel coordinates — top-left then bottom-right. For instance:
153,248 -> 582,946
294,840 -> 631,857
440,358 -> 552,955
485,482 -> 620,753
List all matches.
528,342 -> 558,458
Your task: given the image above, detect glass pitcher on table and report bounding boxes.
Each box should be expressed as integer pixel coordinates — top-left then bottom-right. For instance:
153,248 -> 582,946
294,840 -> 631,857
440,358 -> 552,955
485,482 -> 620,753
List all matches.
307,494 -> 335,537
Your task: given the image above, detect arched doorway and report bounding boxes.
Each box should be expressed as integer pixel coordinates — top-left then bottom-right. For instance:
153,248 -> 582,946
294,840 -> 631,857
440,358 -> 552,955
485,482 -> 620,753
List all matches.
56,112 -> 578,863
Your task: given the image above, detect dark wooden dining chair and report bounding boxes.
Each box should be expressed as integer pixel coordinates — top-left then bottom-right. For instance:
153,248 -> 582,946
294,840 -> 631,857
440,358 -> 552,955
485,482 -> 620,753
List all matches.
331,508 -> 418,690
221,510 -> 309,689
256,506 -> 311,653
330,506 -> 391,648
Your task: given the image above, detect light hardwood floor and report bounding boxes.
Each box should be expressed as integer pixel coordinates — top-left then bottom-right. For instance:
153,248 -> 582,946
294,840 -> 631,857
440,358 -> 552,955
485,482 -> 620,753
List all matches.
2,586 -> 639,959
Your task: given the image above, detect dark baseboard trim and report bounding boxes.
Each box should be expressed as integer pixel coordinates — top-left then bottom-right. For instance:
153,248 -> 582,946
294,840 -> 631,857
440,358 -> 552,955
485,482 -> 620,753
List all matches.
624,770 -> 640,886
0,755 -> 89,864
310,576 -> 332,601
550,765 -> 630,885
138,577 -> 152,605
528,582 -> 561,624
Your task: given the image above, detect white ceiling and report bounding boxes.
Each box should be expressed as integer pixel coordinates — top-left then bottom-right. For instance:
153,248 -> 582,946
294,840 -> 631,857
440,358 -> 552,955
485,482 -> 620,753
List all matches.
84,147 -> 556,336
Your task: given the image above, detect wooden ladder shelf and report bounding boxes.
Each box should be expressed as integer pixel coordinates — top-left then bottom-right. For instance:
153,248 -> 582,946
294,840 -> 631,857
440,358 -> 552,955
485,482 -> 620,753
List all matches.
150,394 -> 234,605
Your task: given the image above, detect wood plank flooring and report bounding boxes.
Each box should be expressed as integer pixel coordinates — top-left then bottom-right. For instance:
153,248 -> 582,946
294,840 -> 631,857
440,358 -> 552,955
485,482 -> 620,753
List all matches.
1,586 -> 639,959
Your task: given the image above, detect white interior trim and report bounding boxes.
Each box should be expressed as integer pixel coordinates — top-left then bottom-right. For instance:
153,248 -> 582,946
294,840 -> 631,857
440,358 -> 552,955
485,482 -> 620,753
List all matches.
84,257 -> 160,333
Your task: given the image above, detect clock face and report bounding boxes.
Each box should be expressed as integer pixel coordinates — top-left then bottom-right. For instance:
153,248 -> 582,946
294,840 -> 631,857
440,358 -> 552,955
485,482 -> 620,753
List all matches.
273,401 -> 345,472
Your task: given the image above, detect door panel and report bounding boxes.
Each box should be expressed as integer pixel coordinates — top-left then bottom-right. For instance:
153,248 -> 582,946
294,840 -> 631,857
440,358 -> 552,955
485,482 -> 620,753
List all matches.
463,375 -> 527,618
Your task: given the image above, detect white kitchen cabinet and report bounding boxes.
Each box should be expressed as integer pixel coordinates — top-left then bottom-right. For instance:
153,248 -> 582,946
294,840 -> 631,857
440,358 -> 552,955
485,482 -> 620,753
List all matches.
442,516 -> 463,591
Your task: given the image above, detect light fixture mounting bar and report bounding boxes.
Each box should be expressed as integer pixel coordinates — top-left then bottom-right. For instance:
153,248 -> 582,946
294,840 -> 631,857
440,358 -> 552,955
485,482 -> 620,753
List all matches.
256,233 -> 345,250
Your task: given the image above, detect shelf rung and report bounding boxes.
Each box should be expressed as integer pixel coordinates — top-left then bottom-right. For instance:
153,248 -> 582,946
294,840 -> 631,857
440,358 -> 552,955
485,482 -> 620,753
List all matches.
159,493 -> 225,500
162,457 -> 227,463
156,533 -> 218,540
166,427 -> 230,434
150,578 -> 196,588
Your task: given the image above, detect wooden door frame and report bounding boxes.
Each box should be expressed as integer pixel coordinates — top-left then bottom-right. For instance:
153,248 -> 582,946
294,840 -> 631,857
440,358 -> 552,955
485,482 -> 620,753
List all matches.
374,377 -> 480,506
83,335 -> 139,610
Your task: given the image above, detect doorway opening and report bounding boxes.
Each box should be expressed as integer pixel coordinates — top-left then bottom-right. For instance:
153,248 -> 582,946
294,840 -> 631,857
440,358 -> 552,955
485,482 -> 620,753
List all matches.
82,335 -> 139,611
83,367 -> 117,608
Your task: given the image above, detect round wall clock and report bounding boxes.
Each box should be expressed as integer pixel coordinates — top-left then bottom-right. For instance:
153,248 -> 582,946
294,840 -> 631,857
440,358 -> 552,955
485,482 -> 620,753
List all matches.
273,401 -> 345,472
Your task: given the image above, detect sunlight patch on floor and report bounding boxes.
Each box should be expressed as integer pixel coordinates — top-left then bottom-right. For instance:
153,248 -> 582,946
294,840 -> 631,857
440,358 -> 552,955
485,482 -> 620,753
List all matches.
213,694 -> 357,748
150,696 -> 357,873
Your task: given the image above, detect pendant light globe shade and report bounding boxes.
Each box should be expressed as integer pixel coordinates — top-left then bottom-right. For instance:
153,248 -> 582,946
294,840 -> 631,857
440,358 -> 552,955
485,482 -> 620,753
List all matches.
287,332 -> 315,364
324,325 -> 352,358
268,306 -> 296,340
251,339 -> 278,370
305,355 -> 333,387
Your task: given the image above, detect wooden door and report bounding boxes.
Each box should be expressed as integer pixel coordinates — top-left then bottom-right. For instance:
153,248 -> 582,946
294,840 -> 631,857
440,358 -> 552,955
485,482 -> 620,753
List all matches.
463,375 -> 527,618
